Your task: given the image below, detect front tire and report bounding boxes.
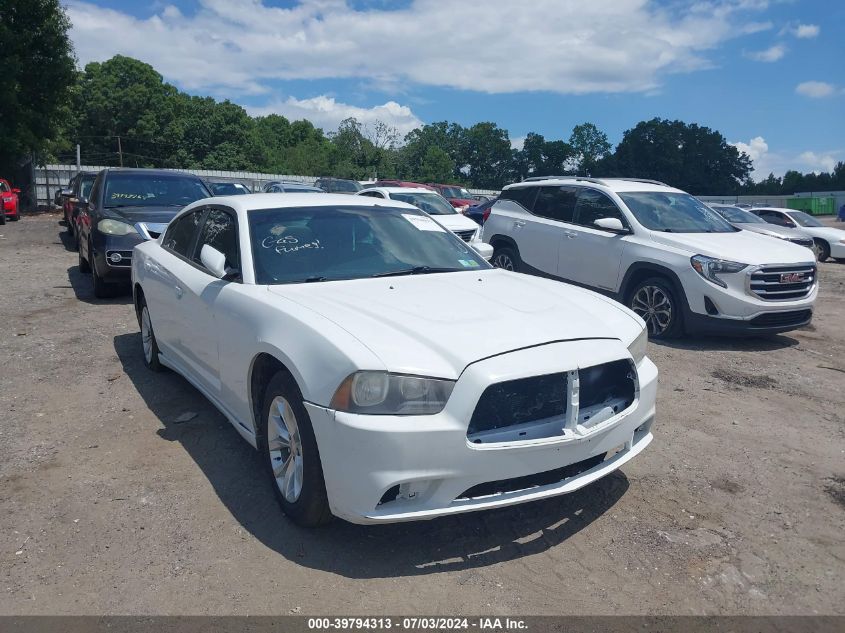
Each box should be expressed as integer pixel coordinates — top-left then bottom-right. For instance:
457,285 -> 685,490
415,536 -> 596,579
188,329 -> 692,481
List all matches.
0,212 -> 6,226
260,371 -> 332,527
814,239 -> 830,262
139,300 -> 164,372
91,246 -> 117,299
78,242 -> 91,273
492,245 -> 520,272
628,277 -> 684,339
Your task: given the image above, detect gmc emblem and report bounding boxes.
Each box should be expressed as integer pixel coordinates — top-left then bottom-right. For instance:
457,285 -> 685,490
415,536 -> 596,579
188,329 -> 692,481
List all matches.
780,272 -> 806,283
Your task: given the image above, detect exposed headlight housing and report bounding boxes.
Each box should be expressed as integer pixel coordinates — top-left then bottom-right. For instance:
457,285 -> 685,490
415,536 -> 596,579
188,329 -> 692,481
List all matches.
330,371 -> 455,415
627,328 -> 648,366
98,219 -> 138,236
690,254 -> 747,289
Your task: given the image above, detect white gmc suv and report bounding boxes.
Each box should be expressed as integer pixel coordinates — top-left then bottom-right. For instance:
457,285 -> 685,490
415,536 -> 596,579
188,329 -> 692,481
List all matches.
482,177 -> 818,338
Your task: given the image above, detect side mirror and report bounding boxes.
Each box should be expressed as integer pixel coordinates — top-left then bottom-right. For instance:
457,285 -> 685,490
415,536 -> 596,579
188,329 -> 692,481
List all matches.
594,217 -> 627,233
12,188 -> 21,194
200,244 -> 228,279
472,242 -> 494,262
78,197 -> 88,207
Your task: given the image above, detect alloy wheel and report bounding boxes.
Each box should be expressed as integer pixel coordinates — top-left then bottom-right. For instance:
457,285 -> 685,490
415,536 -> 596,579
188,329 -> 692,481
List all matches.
267,396 -> 304,503
631,285 -> 673,336
141,307 -> 153,364
493,253 -> 514,271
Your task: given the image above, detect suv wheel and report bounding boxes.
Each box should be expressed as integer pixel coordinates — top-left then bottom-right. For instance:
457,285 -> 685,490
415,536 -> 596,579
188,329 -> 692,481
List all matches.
629,277 -> 683,339
813,239 -> 830,262
492,246 -> 520,272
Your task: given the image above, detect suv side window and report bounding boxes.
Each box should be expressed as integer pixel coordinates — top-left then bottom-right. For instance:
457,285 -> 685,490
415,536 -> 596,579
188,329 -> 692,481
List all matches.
163,210 -> 205,258
192,208 -> 239,273
532,186 -> 577,223
500,186 -> 537,210
574,189 -> 628,229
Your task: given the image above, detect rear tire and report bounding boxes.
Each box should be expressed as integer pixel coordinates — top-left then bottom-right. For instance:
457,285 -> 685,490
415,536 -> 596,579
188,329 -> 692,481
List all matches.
259,371 -> 332,527
492,245 -> 520,272
814,239 -> 830,262
10,211 -> 19,222
0,212 -> 6,225
628,277 -> 684,339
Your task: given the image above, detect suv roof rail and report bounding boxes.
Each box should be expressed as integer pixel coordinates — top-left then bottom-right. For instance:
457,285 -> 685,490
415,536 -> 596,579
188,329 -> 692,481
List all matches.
520,175 -> 607,185
612,177 -> 670,187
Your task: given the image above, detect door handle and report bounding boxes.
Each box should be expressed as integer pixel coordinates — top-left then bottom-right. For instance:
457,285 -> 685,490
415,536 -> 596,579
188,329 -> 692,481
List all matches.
513,220 -> 526,229
564,231 -> 577,239
174,285 -> 183,299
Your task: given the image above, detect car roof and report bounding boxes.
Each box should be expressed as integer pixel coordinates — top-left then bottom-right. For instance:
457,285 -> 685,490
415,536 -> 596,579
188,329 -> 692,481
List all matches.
504,176 -> 685,194
101,167 -> 201,178
188,192 -> 420,213
360,187 -> 438,195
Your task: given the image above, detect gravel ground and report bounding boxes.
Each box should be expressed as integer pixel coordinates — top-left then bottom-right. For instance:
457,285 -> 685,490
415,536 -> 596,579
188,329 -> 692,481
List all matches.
0,213 -> 843,615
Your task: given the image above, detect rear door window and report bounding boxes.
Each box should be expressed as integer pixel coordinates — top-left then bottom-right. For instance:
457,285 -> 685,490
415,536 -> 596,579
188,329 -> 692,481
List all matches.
499,187 -> 537,210
532,186 -> 578,223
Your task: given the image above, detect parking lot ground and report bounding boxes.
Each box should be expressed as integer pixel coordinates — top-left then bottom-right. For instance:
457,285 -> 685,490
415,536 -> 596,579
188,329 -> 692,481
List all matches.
0,213 -> 843,615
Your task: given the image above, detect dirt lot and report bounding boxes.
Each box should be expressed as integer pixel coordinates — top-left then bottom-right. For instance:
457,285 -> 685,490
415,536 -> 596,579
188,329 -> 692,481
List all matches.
0,213 -> 843,615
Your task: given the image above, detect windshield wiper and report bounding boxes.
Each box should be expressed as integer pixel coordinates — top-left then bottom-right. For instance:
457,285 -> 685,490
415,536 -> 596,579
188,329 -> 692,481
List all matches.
303,276 -> 328,283
371,266 -> 462,278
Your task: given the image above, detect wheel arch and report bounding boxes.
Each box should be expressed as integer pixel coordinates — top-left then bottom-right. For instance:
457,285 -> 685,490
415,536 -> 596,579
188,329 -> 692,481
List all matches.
248,352 -> 302,438
486,233 -> 519,252
619,262 -> 688,307
132,283 -> 145,326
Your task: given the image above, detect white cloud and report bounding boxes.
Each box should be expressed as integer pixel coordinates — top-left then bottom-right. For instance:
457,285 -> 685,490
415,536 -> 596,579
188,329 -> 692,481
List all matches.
795,24 -> 820,38
745,44 -> 786,62
247,96 -> 423,137
66,0 -> 776,96
795,81 -> 836,98
732,136 -> 841,178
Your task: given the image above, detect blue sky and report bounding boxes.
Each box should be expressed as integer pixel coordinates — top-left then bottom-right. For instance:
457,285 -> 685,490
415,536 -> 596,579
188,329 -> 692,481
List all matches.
66,0 -> 844,178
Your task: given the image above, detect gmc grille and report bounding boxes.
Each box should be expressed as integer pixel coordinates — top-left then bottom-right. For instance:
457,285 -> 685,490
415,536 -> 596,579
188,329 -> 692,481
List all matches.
749,264 -> 816,301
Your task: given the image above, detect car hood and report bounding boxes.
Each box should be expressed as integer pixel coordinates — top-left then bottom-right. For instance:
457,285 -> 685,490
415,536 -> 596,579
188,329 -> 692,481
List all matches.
432,213 -> 480,232
733,223 -> 806,239
267,269 -> 642,379
105,206 -> 183,224
648,229 -> 814,264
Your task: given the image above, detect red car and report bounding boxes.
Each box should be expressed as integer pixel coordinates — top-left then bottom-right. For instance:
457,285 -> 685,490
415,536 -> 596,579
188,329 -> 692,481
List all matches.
0,178 -> 21,224
426,183 -> 477,214
373,180 -> 436,190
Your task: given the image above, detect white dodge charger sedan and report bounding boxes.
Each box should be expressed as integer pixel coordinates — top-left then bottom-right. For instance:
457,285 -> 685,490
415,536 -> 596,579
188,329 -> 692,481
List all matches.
131,193 -> 657,526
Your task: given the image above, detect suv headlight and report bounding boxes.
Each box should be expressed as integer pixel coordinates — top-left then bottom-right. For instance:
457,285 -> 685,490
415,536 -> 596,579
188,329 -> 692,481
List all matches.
330,371 -> 455,415
627,328 -> 648,366
690,255 -> 747,289
98,219 -> 138,236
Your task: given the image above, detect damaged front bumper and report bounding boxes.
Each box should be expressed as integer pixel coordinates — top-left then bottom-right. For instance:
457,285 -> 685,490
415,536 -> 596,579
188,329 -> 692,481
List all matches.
307,339 -> 657,524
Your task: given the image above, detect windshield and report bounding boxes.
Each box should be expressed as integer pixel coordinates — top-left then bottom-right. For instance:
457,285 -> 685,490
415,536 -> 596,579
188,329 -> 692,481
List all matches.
440,186 -> 468,199
619,192 -> 737,233
104,174 -> 210,208
0,181 -> 9,193
210,182 -> 249,195
80,176 -> 95,199
325,180 -> 362,193
789,210 -> 824,227
712,205 -> 765,224
390,192 -> 457,215
249,205 -> 489,284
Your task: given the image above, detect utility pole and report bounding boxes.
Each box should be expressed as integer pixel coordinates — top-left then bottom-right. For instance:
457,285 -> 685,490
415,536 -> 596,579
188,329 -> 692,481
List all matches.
76,144 -> 81,174
117,135 -> 123,167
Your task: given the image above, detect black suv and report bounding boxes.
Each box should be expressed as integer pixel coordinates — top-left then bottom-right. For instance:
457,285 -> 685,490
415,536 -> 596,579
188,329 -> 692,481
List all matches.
77,168 -> 210,298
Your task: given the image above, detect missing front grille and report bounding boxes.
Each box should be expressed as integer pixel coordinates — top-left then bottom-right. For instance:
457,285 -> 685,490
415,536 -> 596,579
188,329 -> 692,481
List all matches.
467,372 -> 568,437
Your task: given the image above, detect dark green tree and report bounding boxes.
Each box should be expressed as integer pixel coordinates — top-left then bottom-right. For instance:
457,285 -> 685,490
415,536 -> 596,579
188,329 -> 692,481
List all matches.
569,123 -> 611,176
462,122 -> 513,188
0,0 -> 77,174
607,118 -> 752,194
